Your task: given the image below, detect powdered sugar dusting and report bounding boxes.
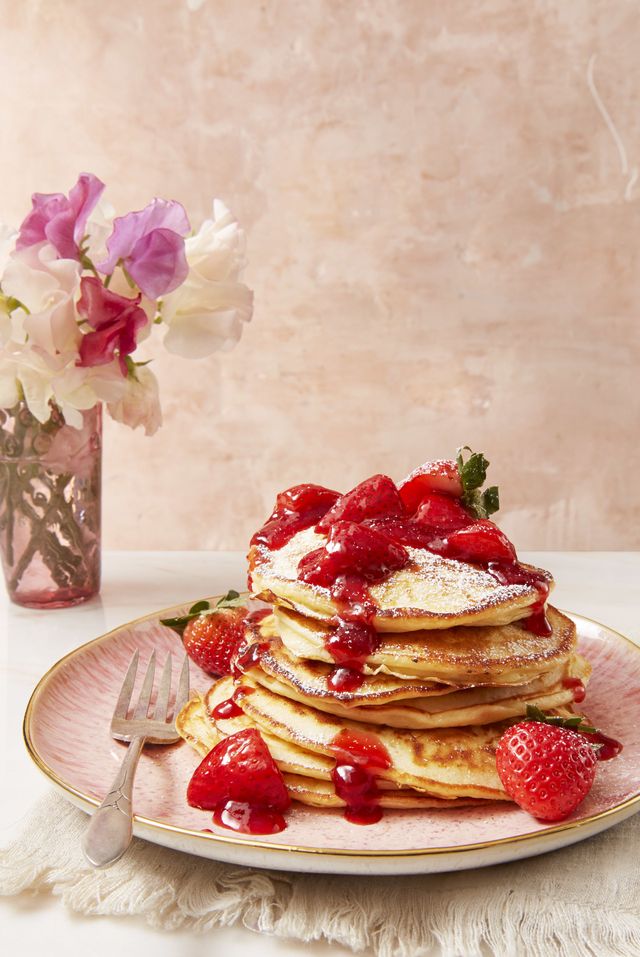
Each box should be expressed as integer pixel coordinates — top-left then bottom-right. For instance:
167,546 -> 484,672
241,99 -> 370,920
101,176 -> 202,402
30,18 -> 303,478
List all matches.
253,527 -> 553,622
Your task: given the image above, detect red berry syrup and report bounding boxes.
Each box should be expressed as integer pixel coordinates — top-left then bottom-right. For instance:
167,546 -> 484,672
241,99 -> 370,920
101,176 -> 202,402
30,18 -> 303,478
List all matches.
329,729 -> 392,825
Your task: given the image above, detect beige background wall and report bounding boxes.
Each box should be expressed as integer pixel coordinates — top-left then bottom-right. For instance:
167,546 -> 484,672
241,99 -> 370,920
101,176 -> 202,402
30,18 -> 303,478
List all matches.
1,0 -> 638,550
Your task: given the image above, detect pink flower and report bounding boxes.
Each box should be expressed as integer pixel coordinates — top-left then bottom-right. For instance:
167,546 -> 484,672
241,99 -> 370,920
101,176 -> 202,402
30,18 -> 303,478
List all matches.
16,173 -> 105,260
97,199 -> 190,299
76,277 -> 148,375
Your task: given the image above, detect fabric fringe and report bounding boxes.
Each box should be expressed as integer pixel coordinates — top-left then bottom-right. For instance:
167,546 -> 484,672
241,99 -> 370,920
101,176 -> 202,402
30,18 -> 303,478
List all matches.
2,793 -> 640,957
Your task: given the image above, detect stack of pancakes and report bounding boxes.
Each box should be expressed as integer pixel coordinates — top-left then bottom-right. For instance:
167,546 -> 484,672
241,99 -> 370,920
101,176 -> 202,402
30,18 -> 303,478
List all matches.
178,526 -> 590,812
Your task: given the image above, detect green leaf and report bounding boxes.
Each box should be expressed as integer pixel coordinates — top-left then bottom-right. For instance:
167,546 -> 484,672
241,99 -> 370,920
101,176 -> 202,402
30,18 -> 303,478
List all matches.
159,592 -> 244,634
525,704 -> 596,734
216,589 -> 243,608
456,446 -> 500,519
189,599 -> 211,615
160,599 -> 211,632
456,447 -> 489,492
481,486 -> 500,517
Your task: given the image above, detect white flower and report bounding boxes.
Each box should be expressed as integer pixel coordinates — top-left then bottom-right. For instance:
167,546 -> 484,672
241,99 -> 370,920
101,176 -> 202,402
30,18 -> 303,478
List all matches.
0,345 -> 98,426
160,200 -> 253,359
106,365 -> 162,436
83,199 -> 115,264
0,223 -> 16,275
1,243 -> 81,355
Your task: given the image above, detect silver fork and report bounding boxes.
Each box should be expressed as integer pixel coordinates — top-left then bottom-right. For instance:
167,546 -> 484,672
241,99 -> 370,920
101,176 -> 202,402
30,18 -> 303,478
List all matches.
82,650 -> 190,868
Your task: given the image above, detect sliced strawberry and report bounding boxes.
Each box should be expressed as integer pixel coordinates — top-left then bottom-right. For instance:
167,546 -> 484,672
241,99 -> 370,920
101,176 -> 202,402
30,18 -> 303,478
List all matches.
496,721 -> 597,821
413,491 -> 472,531
183,607 -> 248,676
398,459 -> 463,512
187,728 -> 290,812
274,483 -> 340,514
298,521 -> 409,587
251,483 -> 339,550
316,474 -> 405,533
436,520 -> 517,565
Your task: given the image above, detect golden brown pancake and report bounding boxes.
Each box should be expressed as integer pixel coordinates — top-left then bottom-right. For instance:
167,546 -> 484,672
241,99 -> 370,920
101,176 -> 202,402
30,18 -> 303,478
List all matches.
270,604 -> 577,684
249,527 -> 553,632
221,679 -> 510,801
176,683 -> 491,809
242,642 -> 591,728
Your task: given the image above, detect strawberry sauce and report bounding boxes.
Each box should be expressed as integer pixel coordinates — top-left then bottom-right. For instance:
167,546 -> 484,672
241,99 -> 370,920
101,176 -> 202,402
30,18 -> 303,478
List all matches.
232,641 -> 270,678
329,729 -> 392,825
211,685 -> 255,719
324,617 -> 381,693
213,800 -> 287,834
562,677 -> 587,703
251,484 -> 339,550
581,731 -> 623,761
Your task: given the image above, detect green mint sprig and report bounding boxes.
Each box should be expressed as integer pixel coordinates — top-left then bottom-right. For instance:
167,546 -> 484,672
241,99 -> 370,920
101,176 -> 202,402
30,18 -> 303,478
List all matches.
525,705 -> 597,734
160,589 -> 244,634
456,446 -> 500,519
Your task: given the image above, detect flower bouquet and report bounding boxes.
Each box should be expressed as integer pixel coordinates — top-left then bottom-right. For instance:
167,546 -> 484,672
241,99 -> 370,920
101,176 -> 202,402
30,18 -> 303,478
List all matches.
0,173 -> 252,607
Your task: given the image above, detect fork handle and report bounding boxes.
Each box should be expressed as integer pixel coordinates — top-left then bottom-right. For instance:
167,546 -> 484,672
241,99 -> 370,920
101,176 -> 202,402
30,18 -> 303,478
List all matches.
82,735 -> 145,868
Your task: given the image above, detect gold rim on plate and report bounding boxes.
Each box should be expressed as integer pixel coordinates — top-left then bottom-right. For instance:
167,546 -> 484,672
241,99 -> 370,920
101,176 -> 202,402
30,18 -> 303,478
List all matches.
22,603 -> 640,860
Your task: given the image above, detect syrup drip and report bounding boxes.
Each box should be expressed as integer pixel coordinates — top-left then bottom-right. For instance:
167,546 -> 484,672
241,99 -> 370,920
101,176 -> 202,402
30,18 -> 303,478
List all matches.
211,685 -> 255,720
324,616 -> 381,693
213,799 -> 287,834
581,730 -> 623,761
327,666 -> 365,692
232,640 -> 270,678
246,608 -> 271,628
486,562 -> 552,636
562,677 -> 586,703
329,729 -> 392,825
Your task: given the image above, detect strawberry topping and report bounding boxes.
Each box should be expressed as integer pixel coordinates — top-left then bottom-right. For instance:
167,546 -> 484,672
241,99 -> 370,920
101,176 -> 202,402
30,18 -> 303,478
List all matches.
298,520 -> 409,588
398,459 -> 463,511
413,491 -> 472,532
316,474 -> 405,533
251,483 -> 340,550
187,728 -> 290,834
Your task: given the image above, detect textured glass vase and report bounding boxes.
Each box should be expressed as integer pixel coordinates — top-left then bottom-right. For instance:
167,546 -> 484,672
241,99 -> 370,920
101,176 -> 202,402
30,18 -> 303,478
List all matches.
0,402 -> 102,608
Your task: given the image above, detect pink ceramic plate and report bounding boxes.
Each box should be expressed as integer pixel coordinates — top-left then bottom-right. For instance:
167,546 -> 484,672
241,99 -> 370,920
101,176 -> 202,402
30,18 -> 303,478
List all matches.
24,603 -> 640,875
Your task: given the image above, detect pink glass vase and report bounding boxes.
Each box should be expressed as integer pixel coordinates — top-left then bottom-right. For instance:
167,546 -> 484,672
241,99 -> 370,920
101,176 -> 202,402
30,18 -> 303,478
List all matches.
0,402 -> 102,608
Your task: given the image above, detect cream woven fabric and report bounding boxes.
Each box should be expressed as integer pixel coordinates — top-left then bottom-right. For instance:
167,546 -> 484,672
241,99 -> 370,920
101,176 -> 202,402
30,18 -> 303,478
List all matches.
1,792 -> 639,957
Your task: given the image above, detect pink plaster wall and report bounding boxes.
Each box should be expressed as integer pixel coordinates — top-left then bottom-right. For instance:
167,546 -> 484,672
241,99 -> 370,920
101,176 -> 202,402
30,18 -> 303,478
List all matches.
1,0 -> 638,550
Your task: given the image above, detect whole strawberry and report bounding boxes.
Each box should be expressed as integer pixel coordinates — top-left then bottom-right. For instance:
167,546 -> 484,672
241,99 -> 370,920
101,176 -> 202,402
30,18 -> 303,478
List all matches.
182,607 -> 248,676
496,721 -> 597,821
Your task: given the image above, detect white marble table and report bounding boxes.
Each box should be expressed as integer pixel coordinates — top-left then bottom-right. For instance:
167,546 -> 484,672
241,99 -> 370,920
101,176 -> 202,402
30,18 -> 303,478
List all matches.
1,551 -> 638,957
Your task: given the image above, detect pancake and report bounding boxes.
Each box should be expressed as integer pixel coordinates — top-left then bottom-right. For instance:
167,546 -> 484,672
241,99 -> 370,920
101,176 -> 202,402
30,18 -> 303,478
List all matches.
249,527 -> 553,631
243,644 -> 591,728
225,679 -> 510,801
176,683 -> 491,809
283,775 -> 486,810
271,604 -> 577,684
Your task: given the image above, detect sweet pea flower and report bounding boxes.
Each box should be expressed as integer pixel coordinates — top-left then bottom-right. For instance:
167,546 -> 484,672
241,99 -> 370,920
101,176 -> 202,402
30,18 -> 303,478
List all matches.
161,200 -> 253,358
106,364 -> 162,436
16,173 -> 105,261
77,277 -> 149,376
0,344 -> 103,427
97,199 -> 190,299
2,243 -> 81,355
0,223 -> 16,274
